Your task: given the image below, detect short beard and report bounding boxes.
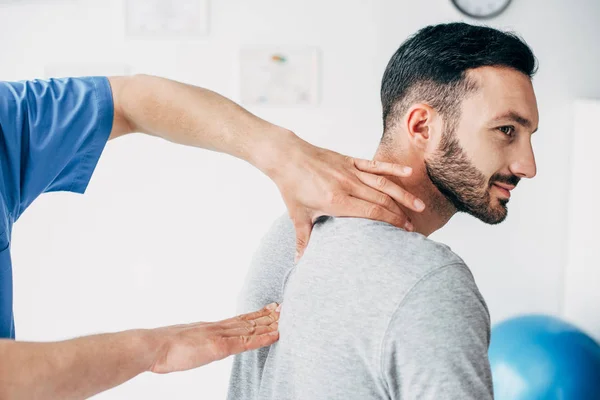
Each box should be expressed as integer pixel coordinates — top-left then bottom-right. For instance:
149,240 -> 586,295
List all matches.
425,130 -> 519,225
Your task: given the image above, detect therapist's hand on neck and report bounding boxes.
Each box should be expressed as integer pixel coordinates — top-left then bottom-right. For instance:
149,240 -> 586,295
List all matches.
259,133 -> 426,261
108,75 -> 426,261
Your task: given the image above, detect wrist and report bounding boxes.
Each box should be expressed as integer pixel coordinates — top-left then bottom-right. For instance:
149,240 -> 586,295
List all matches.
248,127 -> 303,181
128,329 -> 162,373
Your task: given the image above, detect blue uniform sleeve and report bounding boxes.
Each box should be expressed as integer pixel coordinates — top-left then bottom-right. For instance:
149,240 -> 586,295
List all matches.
0,77 -> 114,220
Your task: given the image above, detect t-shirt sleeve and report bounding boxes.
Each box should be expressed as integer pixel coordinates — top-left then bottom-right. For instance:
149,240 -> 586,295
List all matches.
381,263 -> 493,400
0,76 -> 114,219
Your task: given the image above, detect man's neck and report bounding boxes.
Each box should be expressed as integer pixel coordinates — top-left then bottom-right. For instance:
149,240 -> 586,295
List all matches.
374,147 -> 456,236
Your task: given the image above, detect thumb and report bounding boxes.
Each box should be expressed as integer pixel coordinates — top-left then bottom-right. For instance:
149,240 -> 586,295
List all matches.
293,217 -> 313,263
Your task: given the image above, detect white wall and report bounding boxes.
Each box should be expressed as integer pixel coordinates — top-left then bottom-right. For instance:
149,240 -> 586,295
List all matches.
1,0 -> 600,398
564,100 -> 600,342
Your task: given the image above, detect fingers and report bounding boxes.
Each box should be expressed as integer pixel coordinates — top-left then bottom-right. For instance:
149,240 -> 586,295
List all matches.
218,303 -> 280,334
354,171 -> 425,213
217,302 -> 282,355
221,321 -> 279,337
221,303 -> 279,325
147,302 -> 284,373
292,217 -> 313,262
218,303 -> 281,355
346,176 -> 404,216
352,158 -> 414,178
342,197 -> 413,231
222,311 -> 279,331
222,330 -> 280,356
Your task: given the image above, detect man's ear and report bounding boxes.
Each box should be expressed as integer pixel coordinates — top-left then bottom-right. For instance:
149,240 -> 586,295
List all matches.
404,103 -> 437,151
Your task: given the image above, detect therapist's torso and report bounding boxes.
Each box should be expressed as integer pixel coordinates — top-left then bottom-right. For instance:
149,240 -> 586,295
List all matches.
0,76 -> 114,338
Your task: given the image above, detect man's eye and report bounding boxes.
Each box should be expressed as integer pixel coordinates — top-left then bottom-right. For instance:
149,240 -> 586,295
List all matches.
498,126 -> 515,137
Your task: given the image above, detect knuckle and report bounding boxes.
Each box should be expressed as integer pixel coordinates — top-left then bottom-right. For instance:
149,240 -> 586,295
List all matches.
375,175 -> 387,189
400,191 -> 414,205
377,193 -> 392,207
366,204 -> 383,220
239,311 -> 255,320
392,214 -> 406,227
296,236 -> 308,248
390,189 -> 407,204
327,191 -> 345,206
369,160 -> 379,169
237,312 -> 257,322
235,314 -> 246,322
335,173 -> 353,189
242,335 -> 253,349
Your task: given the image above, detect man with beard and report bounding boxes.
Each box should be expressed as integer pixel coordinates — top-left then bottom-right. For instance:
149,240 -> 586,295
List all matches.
227,22 -> 539,400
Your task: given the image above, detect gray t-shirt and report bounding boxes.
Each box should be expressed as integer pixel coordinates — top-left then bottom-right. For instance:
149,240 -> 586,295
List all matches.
227,216 -> 493,400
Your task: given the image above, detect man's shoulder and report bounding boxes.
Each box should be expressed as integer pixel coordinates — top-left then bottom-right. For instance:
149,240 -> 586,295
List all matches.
311,216 -> 465,273
252,214 -> 296,270
291,217 -> 475,314
235,214 -> 296,313
240,214 -> 474,312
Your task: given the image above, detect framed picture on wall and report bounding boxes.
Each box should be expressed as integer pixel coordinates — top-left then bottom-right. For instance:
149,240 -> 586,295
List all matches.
125,0 -> 209,38
239,47 -> 320,106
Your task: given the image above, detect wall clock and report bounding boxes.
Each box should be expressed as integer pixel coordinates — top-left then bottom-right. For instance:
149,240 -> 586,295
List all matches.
451,0 -> 512,19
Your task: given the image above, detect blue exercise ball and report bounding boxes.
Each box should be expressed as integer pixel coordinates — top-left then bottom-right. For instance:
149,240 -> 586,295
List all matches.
489,314 -> 600,400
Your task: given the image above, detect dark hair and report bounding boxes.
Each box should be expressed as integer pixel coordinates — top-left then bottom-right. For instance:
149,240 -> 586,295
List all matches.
381,22 -> 537,138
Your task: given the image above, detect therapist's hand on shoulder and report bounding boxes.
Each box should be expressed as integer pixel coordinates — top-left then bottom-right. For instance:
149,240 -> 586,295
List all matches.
257,131 -> 424,261
108,74 -> 425,263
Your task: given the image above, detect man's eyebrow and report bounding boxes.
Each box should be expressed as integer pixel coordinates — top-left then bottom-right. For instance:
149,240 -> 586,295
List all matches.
492,111 -> 538,133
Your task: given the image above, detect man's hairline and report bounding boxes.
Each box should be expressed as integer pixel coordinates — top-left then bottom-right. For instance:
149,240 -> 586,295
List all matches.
382,64 -> 535,139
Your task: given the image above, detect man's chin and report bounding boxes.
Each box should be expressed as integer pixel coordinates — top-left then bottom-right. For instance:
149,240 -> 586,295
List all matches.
473,204 -> 508,225
439,187 -> 509,224
482,213 -> 508,225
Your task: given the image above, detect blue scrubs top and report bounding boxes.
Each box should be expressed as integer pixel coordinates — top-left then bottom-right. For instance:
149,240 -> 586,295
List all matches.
0,76 -> 114,339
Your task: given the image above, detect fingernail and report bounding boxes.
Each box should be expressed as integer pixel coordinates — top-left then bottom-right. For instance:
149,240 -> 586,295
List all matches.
276,304 -> 282,313
294,252 -> 300,263
414,199 -> 425,211
266,303 -> 278,311
403,166 -> 413,175
269,330 -> 279,336
404,221 -> 414,232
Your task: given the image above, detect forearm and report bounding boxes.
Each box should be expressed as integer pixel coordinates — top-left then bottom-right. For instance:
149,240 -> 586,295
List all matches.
0,330 -> 155,400
108,74 -> 294,176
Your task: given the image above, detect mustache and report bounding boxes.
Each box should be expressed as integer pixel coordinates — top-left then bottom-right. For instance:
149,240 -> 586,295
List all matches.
490,173 -> 520,188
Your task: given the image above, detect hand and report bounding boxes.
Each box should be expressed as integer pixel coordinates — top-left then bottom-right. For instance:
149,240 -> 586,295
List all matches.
266,132 -> 426,261
148,303 -> 280,374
